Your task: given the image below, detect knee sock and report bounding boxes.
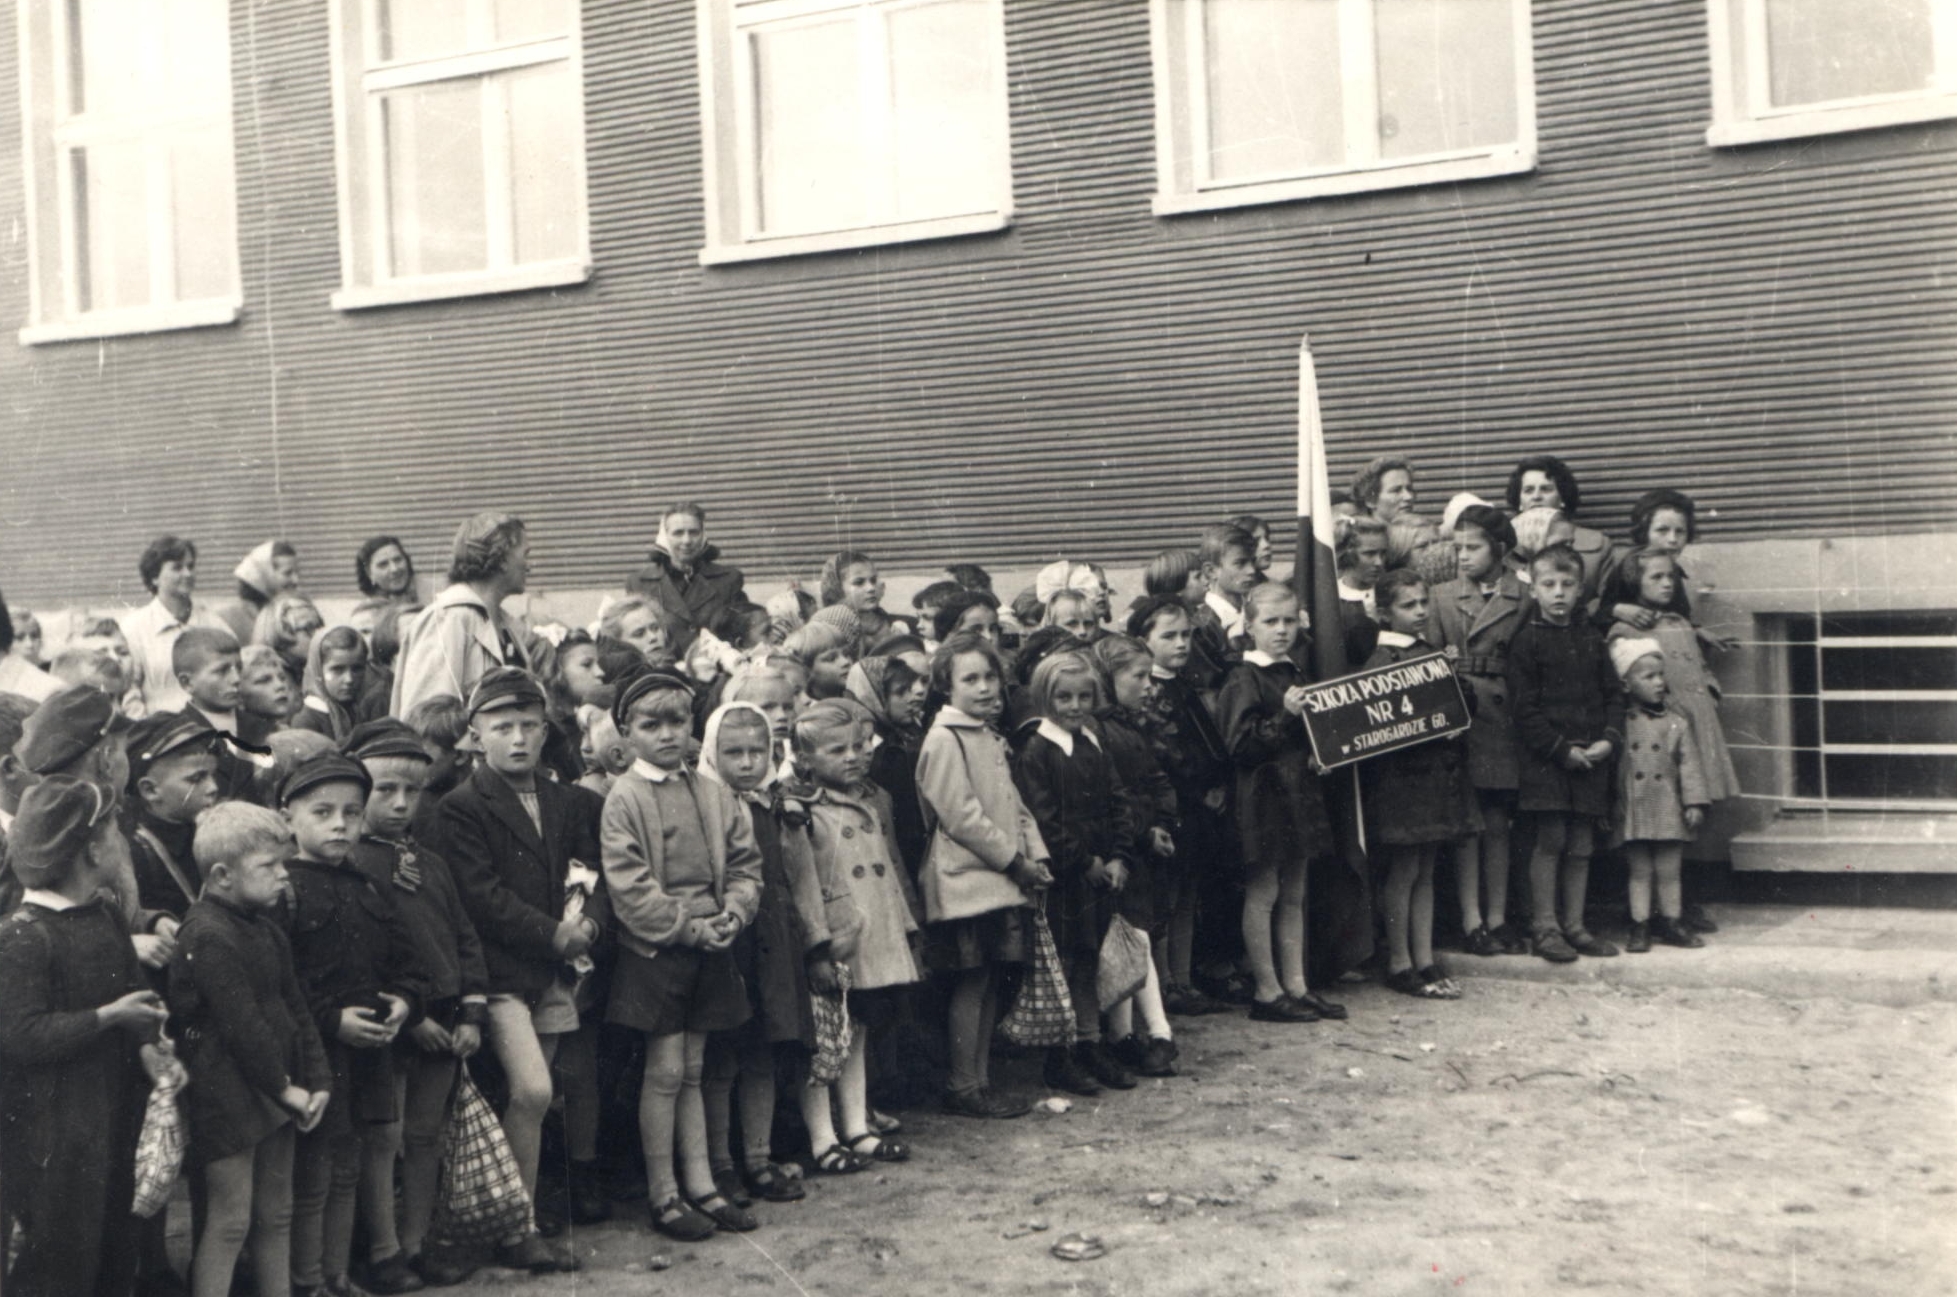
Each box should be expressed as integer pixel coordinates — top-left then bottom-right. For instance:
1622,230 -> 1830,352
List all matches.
1134,951 -> 1171,1039
1482,807 -> 1512,926
1656,845 -> 1685,918
639,1042 -> 684,1204
674,1040 -> 715,1200
1064,951 -> 1099,1043
1410,853 -> 1437,971
835,1030 -> 870,1144
1528,818 -> 1567,932
1275,861 -> 1309,998
1559,854 -> 1593,933
359,1121 -> 404,1263
702,1038 -> 739,1172
1382,849 -> 1419,974
1241,866 -> 1282,1002
1626,846 -> 1654,923
738,1046 -> 778,1170
947,967 -> 994,1095
800,1081 -> 841,1155
1456,836 -> 1484,933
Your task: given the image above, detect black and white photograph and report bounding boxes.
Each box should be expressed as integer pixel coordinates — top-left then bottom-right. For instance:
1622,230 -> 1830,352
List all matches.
1,1 -> 1952,1293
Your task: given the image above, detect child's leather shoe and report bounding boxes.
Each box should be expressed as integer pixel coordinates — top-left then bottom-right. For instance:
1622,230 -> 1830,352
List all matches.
1565,928 -> 1619,957
1651,916 -> 1706,948
1043,1045 -> 1102,1096
1533,927 -> 1579,963
1080,1041 -> 1137,1091
1626,921 -> 1651,953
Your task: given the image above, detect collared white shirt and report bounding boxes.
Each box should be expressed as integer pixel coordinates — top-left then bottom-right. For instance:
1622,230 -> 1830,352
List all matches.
120,597 -> 230,718
1205,590 -> 1245,641
1241,649 -> 1281,668
1034,717 -> 1100,756
631,757 -> 685,784
1150,664 -> 1178,681
20,889 -> 77,911
1375,629 -> 1419,649
1338,580 -> 1377,618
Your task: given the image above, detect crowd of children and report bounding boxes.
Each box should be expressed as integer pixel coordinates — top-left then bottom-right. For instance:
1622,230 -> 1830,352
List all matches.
0,468 -> 1740,1295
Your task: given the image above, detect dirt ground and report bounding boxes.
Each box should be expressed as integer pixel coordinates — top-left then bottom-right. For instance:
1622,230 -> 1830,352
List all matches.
431,977 -> 1957,1297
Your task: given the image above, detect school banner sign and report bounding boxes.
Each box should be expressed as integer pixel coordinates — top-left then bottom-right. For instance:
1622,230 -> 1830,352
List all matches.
1299,651 -> 1471,770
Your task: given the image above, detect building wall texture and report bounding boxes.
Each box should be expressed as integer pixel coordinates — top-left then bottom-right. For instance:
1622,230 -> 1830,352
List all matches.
2,0 -> 1954,609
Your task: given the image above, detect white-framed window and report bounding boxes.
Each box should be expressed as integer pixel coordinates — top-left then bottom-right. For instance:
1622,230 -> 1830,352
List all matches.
1149,0 -> 1537,216
15,0 -> 240,345
327,0 -> 592,310
1706,0 -> 1957,146
696,0 -> 1013,266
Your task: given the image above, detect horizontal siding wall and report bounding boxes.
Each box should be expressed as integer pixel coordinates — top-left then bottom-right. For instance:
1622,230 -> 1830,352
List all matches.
1,0 -> 1954,609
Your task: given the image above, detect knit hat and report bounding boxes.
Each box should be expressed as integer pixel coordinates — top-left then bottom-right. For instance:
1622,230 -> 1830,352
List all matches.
808,604 -> 861,643
342,718 -> 433,764
466,666 -> 548,718
278,752 -> 373,807
1609,636 -> 1664,679
14,684 -> 129,775
10,774 -> 113,886
126,710 -> 220,783
611,668 -> 697,729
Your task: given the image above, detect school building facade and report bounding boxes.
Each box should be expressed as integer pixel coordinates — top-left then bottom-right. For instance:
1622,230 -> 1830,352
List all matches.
2,0 -> 1953,870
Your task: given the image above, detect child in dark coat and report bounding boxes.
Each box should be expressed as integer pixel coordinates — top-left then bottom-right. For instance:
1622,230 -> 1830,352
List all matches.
1015,650 -> 1139,1096
1214,584 -> 1344,1025
0,775 -> 175,1297
173,802 -> 331,1297
277,753 -> 422,1297
346,719 -> 490,1290
1363,572 -> 1479,1001
1507,544 -> 1626,964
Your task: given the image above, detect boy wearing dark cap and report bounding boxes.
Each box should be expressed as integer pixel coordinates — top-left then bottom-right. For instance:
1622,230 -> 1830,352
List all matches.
124,710 -> 224,920
345,720 -> 487,1291
276,754 -> 423,1297
0,774 -> 177,1297
426,667 -> 602,1274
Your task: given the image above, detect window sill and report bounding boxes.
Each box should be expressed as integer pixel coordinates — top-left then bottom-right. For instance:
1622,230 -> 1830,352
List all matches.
17,297 -> 241,346
331,258 -> 591,311
1152,149 -> 1537,216
698,210 -> 1012,266
1707,95 -> 1957,147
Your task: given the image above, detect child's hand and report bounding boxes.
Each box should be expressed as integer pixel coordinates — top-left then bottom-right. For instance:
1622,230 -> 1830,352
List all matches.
1086,856 -> 1114,890
98,990 -> 167,1035
409,1019 -> 454,1055
699,917 -> 738,952
1699,627 -> 1739,654
152,915 -> 181,941
1584,740 -> 1613,763
1281,686 -> 1310,717
140,1039 -> 185,1086
1614,603 -> 1658,630
1442,644 -> 1459,660
1561,747 -> 1593,771
337,1006 -> 395,1048
1203,788 -> 1226,813
378,993 -> 410,1029
552,917 -> 595,959
807,958 -> 840,995
280,1083 -> 313,1117
1684,807 -> 1706,830
1148,827 -> 1176,859
1104,859 -> 1130,893
298,1091 -> 331,1134
132,932 -> 177,969
451,1023 -> 482,1060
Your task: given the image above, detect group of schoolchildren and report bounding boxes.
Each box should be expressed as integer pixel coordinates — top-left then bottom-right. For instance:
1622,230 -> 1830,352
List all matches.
0,453 -> 1740,1297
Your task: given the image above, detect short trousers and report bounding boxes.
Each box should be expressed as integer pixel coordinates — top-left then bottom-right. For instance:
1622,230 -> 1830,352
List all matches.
605,947 -> 751,1037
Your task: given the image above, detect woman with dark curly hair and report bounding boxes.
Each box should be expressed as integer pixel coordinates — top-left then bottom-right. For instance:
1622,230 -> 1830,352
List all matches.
389,513 -> 534,716
1503,455 -> 1611,602
355,535 -> 420,603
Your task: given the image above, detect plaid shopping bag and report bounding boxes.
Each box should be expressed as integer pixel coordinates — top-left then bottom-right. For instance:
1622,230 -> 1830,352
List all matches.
131,1064 -> 187,1218
999,908 -> 1074,1048
428,1070 -> 533,1247
808,963 -> 855,1086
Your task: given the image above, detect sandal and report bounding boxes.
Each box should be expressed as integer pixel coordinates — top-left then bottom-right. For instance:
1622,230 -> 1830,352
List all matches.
649,1194 -> 717,1242
868,1108 -> 903,1135
744,1162 -> 806,1203
692,1192 -> 759,1233
846,1133 -> 911,1164
711,1165 -> 753,1208
810,1144 -> 869,1175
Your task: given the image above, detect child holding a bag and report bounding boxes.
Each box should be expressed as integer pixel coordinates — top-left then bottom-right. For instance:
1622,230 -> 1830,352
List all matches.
915,631 -> 1050,1120
173,801 -> 332,1297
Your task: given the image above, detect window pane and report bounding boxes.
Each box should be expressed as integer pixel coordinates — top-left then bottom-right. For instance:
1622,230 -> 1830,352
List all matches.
1204,0 -> 1345,182
1825,700 -> 1957,746
71,0 -> 149,118
888,0 -> 998,222
1821,647 -> 1957,692
384,82 -> 488,276
1765,0 -> 1934,108
752,18 -> 868,236
505,62 -> 580,263
493,0 -> 572,44
161,0 -> 231,111
171,130 -> 235,300
1824,753 -> 1957,801
1375,0 -> 1517,160
71,143 -> 152,311
381,0 -> 471,62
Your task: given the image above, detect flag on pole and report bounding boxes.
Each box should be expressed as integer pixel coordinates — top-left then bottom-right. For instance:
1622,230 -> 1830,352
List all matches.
1293,336 -> 1351,684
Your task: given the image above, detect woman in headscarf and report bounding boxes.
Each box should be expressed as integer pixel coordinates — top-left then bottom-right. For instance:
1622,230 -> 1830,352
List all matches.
220,540 -> 301,643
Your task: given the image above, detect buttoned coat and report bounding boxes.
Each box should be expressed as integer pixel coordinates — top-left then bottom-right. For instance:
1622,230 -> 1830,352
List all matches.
806,783 -> 920,990
599,765 -> 762,960
1506,616 -> 1626,817
915,708 -> 1048,924
1615,705 -> 1710,843
1431,572 -> 1529,791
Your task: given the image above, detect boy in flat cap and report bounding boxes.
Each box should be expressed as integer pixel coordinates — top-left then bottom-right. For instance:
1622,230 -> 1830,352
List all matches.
345,719 -> 488,1290
426,668 -> 604,1274
276,753 -> 423,1297
0,774 -> 178,1297
124,710 -> 224,921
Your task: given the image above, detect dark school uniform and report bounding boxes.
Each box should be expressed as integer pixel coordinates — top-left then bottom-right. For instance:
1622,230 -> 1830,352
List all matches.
124,806 -> 201,924
1096,706 -> 1177,934
1214,652 -> 1333,869
1359,634 -> 1481,846
1430,573 -> 1528,794
429,765 -> 607,1002
351,834 -> 489,1029
185,704 -> 277,805
170,893 -> 332,1164
732,791 -> 820,1047
0,896 -> 148,1297
280,853 -> 426,1134
1014,720 -> 1137,958
1506,615 -> 1626,819
867,716 -> 927,879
